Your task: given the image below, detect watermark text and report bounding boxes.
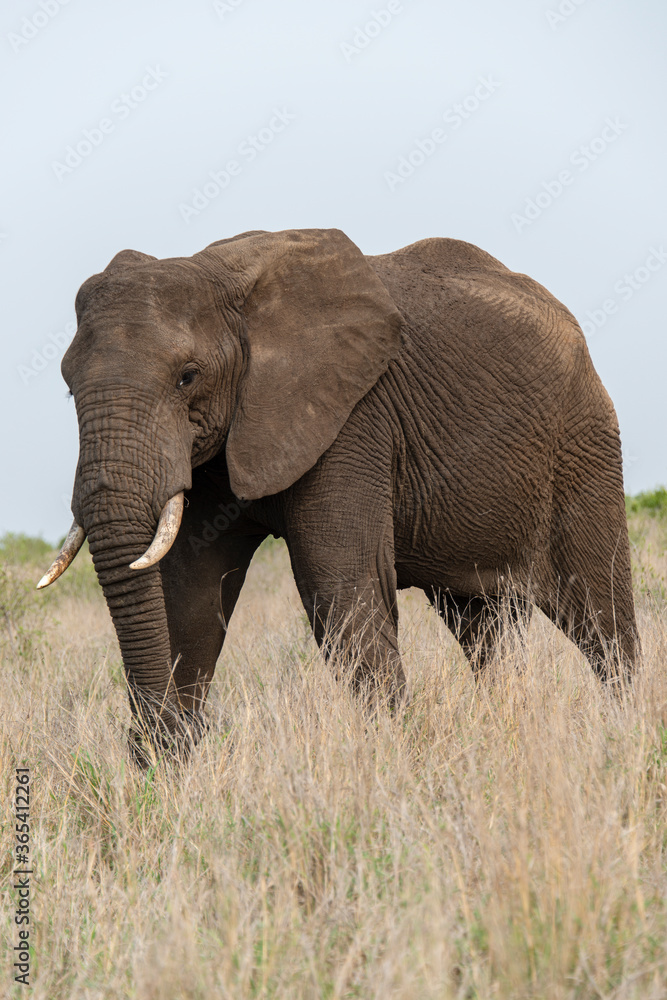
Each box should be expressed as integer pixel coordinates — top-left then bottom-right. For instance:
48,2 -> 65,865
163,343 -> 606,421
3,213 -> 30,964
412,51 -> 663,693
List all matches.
8,0 -> 73,54
178,108 -> 296,223
512,116 -> 627,233
340,1 -> 404,62
52,66 -> 168,181
580,246 -> 667,338
18,321 -> 75,385
13,767 -> 32,987
384,76 -> 501,191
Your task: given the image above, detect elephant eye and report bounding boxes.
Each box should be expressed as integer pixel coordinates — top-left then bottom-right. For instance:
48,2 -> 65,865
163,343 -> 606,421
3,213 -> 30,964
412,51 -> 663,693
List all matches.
178,369 -> 197,389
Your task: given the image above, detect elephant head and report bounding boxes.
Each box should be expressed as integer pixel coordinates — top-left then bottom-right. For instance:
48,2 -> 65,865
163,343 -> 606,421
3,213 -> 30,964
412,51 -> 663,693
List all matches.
39,229 -> 403,755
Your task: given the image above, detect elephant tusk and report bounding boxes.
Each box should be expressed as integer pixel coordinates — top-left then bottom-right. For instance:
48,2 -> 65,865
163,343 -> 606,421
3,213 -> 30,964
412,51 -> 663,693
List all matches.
36,521 -> 86,589
129,492 -> 185,571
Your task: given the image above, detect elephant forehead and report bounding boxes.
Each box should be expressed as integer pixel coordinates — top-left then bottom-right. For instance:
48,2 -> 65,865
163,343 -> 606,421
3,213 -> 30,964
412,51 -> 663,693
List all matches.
78,261 -> 218,327
71,270 -> 221,360
71,308 -> 199,363
64,311 -> 202,388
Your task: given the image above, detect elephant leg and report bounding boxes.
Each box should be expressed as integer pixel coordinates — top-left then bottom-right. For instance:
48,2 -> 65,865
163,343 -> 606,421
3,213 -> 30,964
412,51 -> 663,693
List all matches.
288,520 -> 407,708
542,436 -> 639,683
309,580 -> 406,707
544,507 -> 638,683
541,570 -> 638,683
159,471 -> 266,723
430,590 -> 532,675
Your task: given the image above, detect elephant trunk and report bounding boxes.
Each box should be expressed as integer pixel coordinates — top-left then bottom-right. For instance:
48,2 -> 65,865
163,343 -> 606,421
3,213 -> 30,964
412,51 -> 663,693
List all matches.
86,505 -> 181,759
72,398 -> 193,762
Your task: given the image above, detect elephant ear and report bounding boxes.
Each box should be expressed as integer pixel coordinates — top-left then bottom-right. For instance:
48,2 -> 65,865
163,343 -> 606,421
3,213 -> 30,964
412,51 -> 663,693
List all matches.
204,229 -> 404,501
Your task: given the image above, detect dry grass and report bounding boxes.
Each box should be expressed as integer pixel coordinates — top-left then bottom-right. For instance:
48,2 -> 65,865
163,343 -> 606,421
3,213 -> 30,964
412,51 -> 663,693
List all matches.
1,514 -> 667,999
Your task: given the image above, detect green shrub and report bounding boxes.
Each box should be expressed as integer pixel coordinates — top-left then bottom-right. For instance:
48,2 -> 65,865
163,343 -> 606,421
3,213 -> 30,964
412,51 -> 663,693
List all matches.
0,532 -> 101,603
0,532 -> 53,564
626,487 -> 667,518
0,563 -> 44,657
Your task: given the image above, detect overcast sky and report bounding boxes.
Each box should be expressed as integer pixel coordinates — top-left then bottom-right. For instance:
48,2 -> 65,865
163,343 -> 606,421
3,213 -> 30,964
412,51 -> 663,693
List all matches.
2,0 -> 665,542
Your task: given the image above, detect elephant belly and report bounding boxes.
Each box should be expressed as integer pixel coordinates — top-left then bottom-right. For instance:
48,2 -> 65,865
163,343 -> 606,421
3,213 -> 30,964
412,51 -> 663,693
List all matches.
393,460 -> 554,596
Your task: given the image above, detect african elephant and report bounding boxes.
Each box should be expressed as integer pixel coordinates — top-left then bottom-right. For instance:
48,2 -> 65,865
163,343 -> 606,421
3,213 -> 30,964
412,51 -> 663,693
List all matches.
38,229 -> 638,761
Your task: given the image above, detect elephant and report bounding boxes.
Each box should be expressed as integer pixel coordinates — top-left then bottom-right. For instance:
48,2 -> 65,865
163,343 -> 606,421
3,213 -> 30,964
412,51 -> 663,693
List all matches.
38,228 -> 639,762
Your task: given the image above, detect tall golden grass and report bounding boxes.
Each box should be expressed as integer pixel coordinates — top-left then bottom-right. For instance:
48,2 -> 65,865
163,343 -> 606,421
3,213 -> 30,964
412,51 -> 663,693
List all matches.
1,508 -> 666,999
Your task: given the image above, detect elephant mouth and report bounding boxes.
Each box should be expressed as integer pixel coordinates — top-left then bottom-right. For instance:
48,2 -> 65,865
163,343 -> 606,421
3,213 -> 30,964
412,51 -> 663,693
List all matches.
36,491 -> 185,589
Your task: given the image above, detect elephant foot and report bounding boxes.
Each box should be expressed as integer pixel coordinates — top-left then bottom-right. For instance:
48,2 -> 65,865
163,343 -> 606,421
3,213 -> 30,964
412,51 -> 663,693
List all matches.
128,706 -> 210,769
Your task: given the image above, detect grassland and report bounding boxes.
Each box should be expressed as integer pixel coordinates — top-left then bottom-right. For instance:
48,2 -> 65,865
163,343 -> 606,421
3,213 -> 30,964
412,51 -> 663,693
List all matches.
1,497 -> 667,999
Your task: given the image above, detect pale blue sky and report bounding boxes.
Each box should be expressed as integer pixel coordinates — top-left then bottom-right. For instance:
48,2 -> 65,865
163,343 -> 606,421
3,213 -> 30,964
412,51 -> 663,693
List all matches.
2,0 -> 665,541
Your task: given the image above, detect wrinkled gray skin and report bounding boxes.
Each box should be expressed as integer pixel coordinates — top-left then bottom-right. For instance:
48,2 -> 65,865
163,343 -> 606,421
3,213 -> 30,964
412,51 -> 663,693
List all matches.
57,229 -> 638,762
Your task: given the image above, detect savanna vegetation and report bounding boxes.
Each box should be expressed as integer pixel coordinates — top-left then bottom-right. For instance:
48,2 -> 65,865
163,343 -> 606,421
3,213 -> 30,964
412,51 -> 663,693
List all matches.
2,492 -> 667,998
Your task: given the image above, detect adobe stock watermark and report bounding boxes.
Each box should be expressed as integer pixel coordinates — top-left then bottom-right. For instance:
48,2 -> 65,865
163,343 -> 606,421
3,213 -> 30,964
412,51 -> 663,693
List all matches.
545,0 -> 589,30
384,76 -> 501,191
580,246 -> 667,338
17,321 -> 75,386
622,443 -> 640,473
213,0 -> 248,16
188,499 -> 252,554
8,0 -> 72,54
51,66 -> 168,181
340,1 -> 405,63
511,116 -> 627,233
13,767 -> 32,987
178,108 -> 296,223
